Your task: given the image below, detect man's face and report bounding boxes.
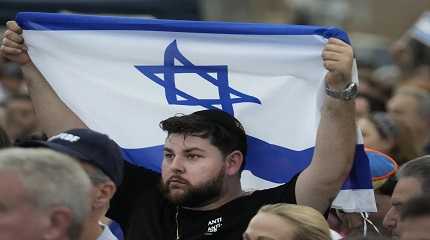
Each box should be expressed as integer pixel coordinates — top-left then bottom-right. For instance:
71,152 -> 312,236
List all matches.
383,177 -> 422,239
0,171 -> 48,240
5,99 -> 37,138
387,94 -> 424,140
161,133 -> 227,208
400,216 -> 430,240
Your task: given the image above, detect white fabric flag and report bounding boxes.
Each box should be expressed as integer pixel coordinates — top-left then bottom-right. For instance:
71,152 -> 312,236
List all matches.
17,12 -> 376,212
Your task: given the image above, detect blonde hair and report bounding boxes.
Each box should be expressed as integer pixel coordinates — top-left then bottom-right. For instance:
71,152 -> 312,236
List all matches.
0,148 -> 92,240
258,203 -> 331,240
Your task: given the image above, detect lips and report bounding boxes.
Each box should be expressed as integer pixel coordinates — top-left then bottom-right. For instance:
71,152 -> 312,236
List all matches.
167,176 -> 188,186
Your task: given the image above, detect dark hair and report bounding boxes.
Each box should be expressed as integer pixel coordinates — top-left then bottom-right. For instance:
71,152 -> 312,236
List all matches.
400,194 -> 430,221
397,155 -> 430,193
377,175 -> 397,196
368,112 -> 399,141
409,38 -> 430,67
160,109 -> 247,171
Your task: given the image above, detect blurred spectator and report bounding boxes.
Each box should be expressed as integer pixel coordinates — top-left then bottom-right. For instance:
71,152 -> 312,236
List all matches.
3,94 -> 40,142
387,86 -> 430,155
243,203 -> 331,240
19,128 -> 124,240
0,62 -> 27,101
390,12 -> 430,86
357,112 -> 419,165
383,155 -> 430,238
0,148 -> 92,240
398,194 -> 430,240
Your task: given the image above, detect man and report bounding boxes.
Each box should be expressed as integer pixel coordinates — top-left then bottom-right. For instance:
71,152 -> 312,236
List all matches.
398,194 -> 430,240
3,94 -> 40,142
1,20 -> 357,239
383,155 -> 430,238
19,128 -> 124,240
0,148 -> 92,240
387,86 -> 430,154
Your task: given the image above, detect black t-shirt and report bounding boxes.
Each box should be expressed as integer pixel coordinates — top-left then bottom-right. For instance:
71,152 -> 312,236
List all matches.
108,161 -> 298,240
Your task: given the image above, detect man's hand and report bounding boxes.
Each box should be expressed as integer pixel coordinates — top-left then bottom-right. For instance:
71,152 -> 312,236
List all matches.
1,21 -> 31,65
322,38 -> 353,90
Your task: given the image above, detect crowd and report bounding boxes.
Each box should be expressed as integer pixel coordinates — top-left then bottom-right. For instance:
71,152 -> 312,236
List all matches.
0,10 -> 430,240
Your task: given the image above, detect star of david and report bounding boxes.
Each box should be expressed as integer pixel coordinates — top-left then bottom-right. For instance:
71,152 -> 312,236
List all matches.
135,40 -> 261,115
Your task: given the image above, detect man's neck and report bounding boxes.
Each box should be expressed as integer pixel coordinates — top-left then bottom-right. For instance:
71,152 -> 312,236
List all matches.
80,216 -> 103,240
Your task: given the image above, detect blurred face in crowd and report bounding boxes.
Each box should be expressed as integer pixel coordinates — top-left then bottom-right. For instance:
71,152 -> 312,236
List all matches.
370,191 -> 392,235
0,76 -> 23,94
383,177 -> 422,239
358,117 -> 392,153
0,171 -> 49,240
161,133 -> 229,207
387,94 -> 424,141
243,212 -> 296,240
399,215 -> 430,240
390,37 -> 415,72
355,96 -> 370,119
5,98 -> 37,139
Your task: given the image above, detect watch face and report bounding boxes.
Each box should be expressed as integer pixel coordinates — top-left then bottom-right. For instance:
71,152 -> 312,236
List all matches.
344,83 -> 358,100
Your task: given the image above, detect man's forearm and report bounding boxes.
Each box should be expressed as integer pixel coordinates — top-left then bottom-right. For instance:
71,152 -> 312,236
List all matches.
23,63 -> 87,137
315,96 -> 356,186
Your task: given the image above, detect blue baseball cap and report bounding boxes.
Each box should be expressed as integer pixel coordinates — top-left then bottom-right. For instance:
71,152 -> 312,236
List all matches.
19,128 -> 124,186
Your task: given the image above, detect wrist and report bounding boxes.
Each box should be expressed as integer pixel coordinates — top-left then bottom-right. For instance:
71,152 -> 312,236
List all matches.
325,82 -> 358,101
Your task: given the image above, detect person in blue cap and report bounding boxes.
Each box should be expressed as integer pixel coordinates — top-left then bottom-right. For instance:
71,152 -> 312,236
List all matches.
19,128 -> 124,240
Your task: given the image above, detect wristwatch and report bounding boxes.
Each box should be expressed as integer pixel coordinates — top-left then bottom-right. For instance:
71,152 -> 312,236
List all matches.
325,82 -> 358,101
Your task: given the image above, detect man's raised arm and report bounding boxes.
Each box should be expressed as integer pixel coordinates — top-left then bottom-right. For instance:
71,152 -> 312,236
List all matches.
295,38 -> 357,213
1,21 -> 86,137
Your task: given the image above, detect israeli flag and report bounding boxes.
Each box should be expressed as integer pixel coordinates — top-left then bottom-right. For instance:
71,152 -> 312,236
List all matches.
17,12 -> 375,212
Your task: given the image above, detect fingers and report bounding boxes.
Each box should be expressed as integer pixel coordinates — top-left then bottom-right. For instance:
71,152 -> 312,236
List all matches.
2,37 -> 27,51
3,29 -> 24,44
323,60 -> 338,72
6,21 -> 23,34
322,38 -> 353,63
1,21 -> 26,56
0,45 -> 23,55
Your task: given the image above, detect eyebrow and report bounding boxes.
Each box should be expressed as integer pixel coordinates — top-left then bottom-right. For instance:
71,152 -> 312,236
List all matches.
163,147 -> 205,153
184,147 -> 205,153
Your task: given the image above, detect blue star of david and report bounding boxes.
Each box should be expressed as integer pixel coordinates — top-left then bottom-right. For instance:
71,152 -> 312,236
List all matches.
135,40 -> 261,115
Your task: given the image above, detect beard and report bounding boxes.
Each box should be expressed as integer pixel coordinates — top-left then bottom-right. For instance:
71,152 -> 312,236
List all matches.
160,166 -> 225,208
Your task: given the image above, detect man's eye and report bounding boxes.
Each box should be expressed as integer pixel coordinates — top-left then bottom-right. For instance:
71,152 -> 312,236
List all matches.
187,154 -> 201,160
164,153 -> 174,159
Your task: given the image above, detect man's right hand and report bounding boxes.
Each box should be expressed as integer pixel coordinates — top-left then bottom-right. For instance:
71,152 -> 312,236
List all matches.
1,21 -> 32,65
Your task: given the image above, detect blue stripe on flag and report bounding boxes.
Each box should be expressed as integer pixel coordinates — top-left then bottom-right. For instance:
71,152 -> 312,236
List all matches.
16,12 -> 350,43
122,136 -> 372,190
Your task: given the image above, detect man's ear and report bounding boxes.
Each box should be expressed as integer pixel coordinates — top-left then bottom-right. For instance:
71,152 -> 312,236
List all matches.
224,150 -> 244,176
43,207 -> 73,240
93,181 -> 116,209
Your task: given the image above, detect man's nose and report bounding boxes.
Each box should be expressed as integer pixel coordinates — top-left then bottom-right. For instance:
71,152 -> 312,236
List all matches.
383,207 -> 397,231
170,155 -> 185,173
